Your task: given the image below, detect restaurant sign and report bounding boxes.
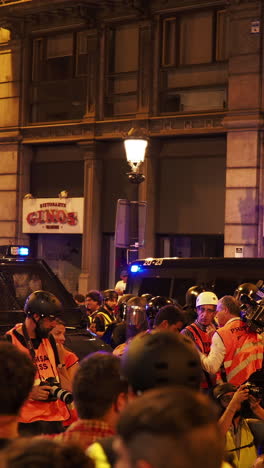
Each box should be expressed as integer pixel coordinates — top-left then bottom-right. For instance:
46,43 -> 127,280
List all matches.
22,198 -> 84,234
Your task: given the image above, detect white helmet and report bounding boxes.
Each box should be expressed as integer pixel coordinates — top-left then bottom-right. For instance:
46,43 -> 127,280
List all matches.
196,291 -> 218,308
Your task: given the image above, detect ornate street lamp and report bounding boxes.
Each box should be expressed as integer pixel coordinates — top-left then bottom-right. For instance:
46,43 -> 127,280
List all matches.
124,128 -> 148,184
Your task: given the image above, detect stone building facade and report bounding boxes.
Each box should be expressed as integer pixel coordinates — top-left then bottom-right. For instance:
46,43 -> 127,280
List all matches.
0,0 -> 263,294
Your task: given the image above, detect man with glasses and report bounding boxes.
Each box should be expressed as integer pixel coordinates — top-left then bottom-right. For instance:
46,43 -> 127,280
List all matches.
181,291 -> 218,391
5,290 -> 70,436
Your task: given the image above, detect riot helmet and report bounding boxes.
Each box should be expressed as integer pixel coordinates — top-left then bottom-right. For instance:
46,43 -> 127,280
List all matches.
185,286 -> 206,309
125,296 -> 148,340
24,290 -> 63,319
146,296 -> 174,328
117,294 -> 136,321
234,283 -> 259,302
121,330 -> 201,393
140,293 -> 152,302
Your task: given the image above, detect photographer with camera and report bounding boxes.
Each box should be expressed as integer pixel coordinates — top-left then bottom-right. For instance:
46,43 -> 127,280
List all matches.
199,296 -> 264,386
5,290 -> 71,436
213,383 -> 264,468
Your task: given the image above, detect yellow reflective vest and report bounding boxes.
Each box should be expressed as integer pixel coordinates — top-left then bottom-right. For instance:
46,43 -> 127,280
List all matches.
225,419 -> 257,468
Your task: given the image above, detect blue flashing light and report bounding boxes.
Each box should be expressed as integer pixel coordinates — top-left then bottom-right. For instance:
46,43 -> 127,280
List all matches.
131,264 -> 140,273
18,247 -> 29,256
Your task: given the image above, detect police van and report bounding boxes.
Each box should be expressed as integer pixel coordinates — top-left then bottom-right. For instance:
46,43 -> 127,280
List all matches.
0,245 -> 111,357
126,257 -> 264,305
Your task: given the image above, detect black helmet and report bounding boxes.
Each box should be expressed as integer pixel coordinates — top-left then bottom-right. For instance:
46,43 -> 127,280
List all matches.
117,294 -> 137,321
103,289 -> 118,302
140,293 -> 152,302
185,286 -> 206,308
121,330 -> 201,393
146,296 -> 174,321
125,296 -> 148,339
234,283 -> 259,301
24,290 -> 62,318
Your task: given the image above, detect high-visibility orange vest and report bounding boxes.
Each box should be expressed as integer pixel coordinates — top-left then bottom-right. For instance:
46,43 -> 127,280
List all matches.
185,323 -> 213,354
184,323 -> 216,390
217,318 -> 263,386
7,324 -> 69,424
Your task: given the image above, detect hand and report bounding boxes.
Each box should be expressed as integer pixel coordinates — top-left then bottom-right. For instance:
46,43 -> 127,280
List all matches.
249,395 -> 262,410
29,385 -> 51,401
229,384 -> 249,411
56,343 -> 66,364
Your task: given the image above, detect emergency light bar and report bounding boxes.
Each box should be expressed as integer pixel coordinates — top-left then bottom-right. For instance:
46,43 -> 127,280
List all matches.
8,246 -> 29,257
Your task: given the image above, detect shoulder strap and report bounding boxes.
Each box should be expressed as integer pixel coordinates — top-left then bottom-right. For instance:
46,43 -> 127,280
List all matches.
227,441 -> 254,453
48,333 -> 60,367
188,324 -> 204,350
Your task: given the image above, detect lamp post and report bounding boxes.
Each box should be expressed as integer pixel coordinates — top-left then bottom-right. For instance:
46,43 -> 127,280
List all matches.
123,128 -> 148,264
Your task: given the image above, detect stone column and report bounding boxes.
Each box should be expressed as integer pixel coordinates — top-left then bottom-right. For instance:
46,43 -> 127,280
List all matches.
17,145 -> 33,245
78,141 -> 102,294
0,32 -> 22,245
224,0 -> 263,257
0,141 -> 19,245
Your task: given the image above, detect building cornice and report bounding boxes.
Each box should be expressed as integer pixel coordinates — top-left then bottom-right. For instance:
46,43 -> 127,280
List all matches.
18,113 -> 226,144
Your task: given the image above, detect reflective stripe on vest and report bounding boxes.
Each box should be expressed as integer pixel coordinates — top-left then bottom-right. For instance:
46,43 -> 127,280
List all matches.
7,325 -> 69,423
185,323 -> 213,354
217,319 -> 263,385
95,311 -> 113,329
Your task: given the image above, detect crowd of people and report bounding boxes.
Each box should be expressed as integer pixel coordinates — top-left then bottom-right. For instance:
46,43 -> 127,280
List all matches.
0,275 -> 264,468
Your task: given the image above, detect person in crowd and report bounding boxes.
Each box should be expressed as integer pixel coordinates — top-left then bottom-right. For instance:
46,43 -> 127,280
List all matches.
113,296 -> 148,357
120,330 -> 201,393
146,296 -> 175,329
50,318 -> 79,387
212,383 -> 264,468
5,290 -> 70,436
92,290 -> 118,339
181,291 -> 218,391
54,351 -> 128,451
0,342 -> 35,448
0,438 -> 94,468
113,386 -> 225,468
50,319 -> 79,427
115,270 -> 128,296
85,291 -> 103,328
152,304 -> 185,333
200,295 -> 264,385
110,295 -> 136,349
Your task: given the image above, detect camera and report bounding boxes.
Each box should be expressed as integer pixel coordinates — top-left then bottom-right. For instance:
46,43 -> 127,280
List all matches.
245,382 -> 264,399
240,293 -> 264,334
40,377 -> 73,404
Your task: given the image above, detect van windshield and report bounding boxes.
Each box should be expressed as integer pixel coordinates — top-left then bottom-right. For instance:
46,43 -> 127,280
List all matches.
0,263 -> 74,310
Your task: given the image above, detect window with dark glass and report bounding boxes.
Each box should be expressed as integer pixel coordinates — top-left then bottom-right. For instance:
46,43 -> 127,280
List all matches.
30,30 -> 96,123
160,9 -> 228,114
105,23 -> 139,117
